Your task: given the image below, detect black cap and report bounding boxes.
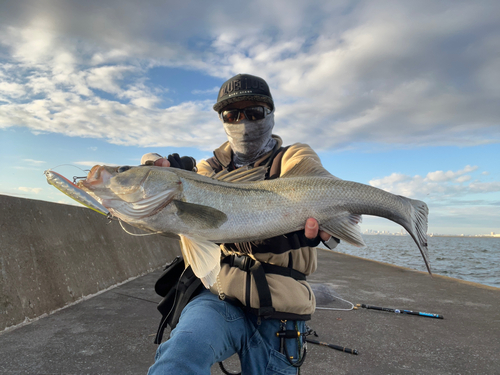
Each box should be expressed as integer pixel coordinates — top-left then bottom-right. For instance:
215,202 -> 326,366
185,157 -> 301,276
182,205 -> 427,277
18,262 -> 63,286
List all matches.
213,74 -> 274,112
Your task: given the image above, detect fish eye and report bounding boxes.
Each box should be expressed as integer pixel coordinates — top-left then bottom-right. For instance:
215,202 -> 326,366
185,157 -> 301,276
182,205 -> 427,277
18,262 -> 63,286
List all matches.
117,166 -> 132,173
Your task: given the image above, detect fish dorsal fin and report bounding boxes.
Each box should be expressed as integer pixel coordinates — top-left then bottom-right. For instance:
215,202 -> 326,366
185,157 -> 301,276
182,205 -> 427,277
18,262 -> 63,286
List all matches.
173,200 -> 227,229
213,165 -> 267,182
179,234 -> 221,288
281,158 -> 339,179
320,213 -> 365,248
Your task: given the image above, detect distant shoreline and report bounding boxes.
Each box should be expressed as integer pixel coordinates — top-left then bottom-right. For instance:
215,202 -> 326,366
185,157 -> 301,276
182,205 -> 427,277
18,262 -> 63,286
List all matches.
363,233 -> 500,239
429,234 -> 500,238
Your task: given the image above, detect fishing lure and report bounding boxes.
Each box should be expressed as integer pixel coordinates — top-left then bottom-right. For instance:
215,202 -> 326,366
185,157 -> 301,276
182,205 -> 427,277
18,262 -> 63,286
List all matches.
44,169 -> 110,217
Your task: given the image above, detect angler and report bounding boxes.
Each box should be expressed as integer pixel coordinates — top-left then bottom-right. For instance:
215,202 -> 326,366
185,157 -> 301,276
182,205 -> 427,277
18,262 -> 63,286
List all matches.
142,74 -> 338,375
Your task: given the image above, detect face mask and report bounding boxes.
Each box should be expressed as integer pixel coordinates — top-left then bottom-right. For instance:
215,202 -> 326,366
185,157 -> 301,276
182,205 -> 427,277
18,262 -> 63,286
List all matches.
223,112 -> 276,166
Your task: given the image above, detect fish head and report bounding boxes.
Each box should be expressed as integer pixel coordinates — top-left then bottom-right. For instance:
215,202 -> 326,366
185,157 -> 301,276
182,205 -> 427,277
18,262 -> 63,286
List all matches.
78,165 -> 182,221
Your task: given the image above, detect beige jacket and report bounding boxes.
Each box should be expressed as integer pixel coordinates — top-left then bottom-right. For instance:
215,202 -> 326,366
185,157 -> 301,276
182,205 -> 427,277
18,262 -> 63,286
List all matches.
196,135 -> 325,319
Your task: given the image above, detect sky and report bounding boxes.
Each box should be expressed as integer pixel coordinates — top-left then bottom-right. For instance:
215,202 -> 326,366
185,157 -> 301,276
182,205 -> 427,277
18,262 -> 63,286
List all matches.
1,0 -> 499,236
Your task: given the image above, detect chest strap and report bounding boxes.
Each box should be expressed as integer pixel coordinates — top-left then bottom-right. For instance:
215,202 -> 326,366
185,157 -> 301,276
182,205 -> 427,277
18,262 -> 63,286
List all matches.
222,255 -> 306,280
222,255 -> 306,317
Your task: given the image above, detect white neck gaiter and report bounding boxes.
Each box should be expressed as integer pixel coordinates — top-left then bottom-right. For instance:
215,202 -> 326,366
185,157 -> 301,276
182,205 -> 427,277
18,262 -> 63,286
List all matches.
223,112 -> 276,167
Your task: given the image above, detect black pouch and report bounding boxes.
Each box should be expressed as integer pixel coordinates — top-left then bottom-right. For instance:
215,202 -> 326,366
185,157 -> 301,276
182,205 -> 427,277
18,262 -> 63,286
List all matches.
153,255 -> 203,344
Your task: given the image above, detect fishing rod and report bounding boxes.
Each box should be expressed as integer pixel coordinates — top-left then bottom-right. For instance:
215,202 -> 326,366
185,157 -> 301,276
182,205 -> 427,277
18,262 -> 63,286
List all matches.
306,338 -> 358,355
357,304 -> 444,319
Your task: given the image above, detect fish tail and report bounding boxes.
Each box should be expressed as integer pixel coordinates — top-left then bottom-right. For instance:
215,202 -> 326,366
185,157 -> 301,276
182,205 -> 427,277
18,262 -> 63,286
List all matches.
403,197 -> 431,274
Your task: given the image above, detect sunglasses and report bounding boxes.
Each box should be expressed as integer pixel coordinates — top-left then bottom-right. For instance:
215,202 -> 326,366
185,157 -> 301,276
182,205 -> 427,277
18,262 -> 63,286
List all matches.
219,106 -> 271,123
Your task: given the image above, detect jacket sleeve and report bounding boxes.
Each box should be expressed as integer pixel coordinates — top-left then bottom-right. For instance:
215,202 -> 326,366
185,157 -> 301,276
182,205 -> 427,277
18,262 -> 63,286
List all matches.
280,143 -> 327,176
196,159 -> 215,177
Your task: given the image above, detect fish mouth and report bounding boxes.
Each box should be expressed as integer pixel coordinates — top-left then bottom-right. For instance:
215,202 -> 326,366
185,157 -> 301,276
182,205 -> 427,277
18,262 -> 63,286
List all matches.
79,165 -> 146,196
77,165 -> 124,210
79,165 -> 115,190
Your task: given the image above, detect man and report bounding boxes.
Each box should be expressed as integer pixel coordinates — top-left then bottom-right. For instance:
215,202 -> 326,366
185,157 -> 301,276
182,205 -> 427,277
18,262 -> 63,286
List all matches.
145,74 -> 338,374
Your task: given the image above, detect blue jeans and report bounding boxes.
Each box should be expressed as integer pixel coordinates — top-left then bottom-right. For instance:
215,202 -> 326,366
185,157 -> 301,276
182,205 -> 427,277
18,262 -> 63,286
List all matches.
148,290 -> 305,375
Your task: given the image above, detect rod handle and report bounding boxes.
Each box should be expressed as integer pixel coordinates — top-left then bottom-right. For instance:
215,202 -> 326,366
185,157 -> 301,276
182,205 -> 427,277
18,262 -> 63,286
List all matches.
360,304 -> 395,313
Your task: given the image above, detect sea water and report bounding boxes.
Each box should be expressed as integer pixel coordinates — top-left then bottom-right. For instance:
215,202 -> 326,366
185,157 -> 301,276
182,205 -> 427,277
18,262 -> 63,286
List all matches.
334,235 -> 500,288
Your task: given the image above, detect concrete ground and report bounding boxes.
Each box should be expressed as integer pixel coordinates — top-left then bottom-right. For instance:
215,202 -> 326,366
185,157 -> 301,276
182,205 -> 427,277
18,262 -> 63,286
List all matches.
1,249 -> 499,375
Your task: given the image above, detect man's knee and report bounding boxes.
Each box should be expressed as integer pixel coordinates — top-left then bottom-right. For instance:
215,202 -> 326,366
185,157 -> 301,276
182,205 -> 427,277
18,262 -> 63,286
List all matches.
154,331 -> 216,371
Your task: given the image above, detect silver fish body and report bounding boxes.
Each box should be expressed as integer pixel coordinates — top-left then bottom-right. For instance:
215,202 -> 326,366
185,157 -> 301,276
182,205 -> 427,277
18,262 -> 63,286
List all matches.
78,160 -> 430,286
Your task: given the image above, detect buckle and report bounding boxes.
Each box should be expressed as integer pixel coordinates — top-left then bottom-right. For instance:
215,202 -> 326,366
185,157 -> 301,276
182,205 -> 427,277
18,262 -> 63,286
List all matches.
230,255 -> 255,271
257,306 -> 275,317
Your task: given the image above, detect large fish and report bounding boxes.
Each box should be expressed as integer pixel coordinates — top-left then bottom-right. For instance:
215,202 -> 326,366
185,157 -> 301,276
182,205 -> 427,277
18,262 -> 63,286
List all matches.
73,158 -> 430,288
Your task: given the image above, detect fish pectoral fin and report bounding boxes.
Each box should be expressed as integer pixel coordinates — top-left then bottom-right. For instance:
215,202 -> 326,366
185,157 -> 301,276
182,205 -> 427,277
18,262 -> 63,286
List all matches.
213,165 -> 268,182
281,157 -> 340,179
173,200 -> 228,229
180,234 -> 221,288
320,214 -> 365,247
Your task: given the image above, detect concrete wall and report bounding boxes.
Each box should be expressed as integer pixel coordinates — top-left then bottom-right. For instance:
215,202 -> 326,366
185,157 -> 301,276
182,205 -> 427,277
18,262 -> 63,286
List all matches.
0,194 -> 180,332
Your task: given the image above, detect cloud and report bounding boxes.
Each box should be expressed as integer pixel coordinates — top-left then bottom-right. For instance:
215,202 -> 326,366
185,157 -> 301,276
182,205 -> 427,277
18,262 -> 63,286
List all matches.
86,65 -> 137,94
425,165 -> 478,183
22,158 -> 46,165
369,165 -> 500,200
1,0 -> 500,151
367,165 -> 500,234
19,187 -> 42,194
427,204 -> 500,231
0,81 -> 26,101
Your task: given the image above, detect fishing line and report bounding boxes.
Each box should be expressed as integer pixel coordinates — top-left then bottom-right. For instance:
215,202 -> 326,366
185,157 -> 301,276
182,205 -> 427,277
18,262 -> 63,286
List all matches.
315,295 -> 355,311
48,163 -> 90,173
46,164 -> 91,184
118,219 -> 164,236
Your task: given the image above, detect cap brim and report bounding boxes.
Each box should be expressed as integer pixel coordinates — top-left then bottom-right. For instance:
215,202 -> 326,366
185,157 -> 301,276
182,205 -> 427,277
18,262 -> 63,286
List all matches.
213,95 -> 274,112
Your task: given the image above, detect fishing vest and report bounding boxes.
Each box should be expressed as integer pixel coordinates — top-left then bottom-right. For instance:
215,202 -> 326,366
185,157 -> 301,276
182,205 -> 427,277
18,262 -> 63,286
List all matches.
198,136 -> 320,321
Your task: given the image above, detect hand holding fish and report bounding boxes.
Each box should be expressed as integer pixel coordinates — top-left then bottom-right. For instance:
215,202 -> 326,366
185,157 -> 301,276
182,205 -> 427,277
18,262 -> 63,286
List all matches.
305,218 -> 331,242
141,153 -> 171,167
141,153 -> 196,171
152,158 -> 170,167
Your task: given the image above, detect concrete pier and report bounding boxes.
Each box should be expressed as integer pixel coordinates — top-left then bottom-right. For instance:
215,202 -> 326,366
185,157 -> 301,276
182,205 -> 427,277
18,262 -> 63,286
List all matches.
1,249 -> 498,374
0,195 -> 179,332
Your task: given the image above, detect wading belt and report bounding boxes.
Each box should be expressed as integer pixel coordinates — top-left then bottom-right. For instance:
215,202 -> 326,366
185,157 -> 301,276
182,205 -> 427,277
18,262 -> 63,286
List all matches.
221,255 -> 306,318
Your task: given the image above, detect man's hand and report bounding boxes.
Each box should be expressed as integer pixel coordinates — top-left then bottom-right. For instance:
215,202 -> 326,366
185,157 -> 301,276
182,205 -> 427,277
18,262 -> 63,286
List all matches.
305,218 -> 331,242
152,158 -> 170,167
141,153 -> 170,167
141,153 -> 196,170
